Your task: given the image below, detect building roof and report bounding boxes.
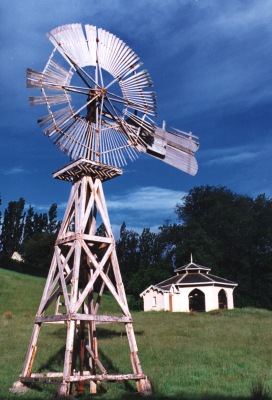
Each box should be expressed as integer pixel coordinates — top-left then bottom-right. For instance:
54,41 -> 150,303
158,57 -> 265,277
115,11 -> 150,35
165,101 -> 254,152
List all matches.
141,256 -> 238,295
156,272 -> 237,290
174,261 -> 210,274
139,285 -> 167,297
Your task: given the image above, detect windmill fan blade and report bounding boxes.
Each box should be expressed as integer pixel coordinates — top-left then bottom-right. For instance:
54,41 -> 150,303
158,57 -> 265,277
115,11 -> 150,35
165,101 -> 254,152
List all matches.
85,24 -> 100,67
99,127 -> 139,167
27,60 -> 73,91
47,24 -> 93,68
97,28 -> 141,79
29,94 -> 71,106
53,118 -> 91,159
38,106 -> 74,134
120,79 -> 156,116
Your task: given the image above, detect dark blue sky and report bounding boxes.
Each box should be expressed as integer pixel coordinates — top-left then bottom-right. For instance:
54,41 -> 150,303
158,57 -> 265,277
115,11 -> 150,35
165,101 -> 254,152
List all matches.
1,0 -> 271,235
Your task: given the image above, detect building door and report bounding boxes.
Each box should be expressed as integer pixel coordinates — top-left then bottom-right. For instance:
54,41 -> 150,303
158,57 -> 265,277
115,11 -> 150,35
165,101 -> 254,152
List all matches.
169,294 -> 173,312
188,289 -> 205,311
218,289 -> 228,309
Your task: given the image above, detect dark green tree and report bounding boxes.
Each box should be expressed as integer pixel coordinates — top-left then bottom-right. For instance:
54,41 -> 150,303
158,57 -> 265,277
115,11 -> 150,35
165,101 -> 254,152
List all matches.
47,203 -> 59,234
24,206 -> 35,241
95,223 -> 107,237
0,198 -> 25,255
116,224 -> 173,309
23,232 -> 56,271
33,212 -> 48,234
116,223 -> 140,284
174,185 -> 272,309
22,203 -> 61,271
0,195 -> 2,252
249,194 -> 272,308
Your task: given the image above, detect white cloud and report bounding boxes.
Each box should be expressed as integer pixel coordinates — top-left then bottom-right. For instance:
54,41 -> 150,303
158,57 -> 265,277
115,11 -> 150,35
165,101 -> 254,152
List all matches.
3,166 -> 26,175
202,144 -> 268,167
106,186 -> 186,212
205,151 -> 260,167
105,186 -> 185,232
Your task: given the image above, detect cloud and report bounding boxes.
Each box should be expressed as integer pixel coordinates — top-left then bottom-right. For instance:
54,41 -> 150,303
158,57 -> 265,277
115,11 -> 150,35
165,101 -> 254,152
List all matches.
204,150 -> 261,167
107,186 -> 186,212
202,143 -> 270,167
105,186 -> 186,231
27,187 -> 184,232
3,166 -> 27,175
155,0 -> 272,118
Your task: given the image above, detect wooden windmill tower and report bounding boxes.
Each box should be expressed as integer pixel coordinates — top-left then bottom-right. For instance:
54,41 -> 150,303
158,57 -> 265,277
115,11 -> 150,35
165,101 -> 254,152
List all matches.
13,24 -> 199,397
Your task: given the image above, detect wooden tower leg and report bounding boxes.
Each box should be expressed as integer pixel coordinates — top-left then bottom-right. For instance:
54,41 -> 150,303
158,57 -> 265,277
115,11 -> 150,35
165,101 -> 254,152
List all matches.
13,160 -> 152,397
58,320 -> 76,396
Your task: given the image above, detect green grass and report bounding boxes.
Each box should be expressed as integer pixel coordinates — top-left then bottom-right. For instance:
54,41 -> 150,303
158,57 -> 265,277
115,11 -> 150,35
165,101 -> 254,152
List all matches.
0,268 -> 271,400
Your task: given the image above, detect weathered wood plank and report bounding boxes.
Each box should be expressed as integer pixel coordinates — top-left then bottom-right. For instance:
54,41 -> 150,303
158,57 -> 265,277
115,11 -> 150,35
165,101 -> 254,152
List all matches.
20,373 -> 146,384
35,314 -> 132,323
73,314 -> 132,323
85,345 -> 107,374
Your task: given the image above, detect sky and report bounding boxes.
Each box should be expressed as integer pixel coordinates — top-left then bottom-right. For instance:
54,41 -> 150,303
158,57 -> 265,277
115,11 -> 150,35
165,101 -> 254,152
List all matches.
0,0 -> 271,236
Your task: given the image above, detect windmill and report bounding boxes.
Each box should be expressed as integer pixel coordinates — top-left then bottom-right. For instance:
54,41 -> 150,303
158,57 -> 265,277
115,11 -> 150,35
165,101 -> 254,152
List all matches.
13,24 -> 199,397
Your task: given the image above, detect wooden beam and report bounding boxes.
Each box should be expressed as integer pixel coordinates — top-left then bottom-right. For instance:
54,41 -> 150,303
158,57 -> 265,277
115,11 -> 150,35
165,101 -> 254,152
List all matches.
35,314 -> 132,324
20,373 -> 146,384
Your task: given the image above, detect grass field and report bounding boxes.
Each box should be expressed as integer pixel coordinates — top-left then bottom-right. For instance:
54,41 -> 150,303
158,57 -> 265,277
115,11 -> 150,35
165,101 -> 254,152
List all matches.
0,268 -> 271,400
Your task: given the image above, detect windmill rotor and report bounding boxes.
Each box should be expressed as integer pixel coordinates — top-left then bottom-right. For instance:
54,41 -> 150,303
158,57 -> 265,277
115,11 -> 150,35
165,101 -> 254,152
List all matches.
27,23 -> 199,175
27,23 -> 157,167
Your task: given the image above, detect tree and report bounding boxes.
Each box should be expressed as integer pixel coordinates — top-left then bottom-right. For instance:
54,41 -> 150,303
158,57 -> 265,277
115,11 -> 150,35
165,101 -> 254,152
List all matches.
116,224 -> 173,309
0,198 -> 25,255
47,203 -> 59,233
116,223 -> 140,282
249,194 -> 272,308
95,223 -> 107,237
23,232 -> 56,271
0,195 -> 2,252
33,212 -> 48,234
24,206 -> 35,241
22,203 -> 61,270
174,185 -> 272,309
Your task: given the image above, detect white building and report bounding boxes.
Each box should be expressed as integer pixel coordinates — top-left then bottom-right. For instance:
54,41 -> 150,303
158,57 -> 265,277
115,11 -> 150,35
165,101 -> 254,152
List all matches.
140,258 -> 238,312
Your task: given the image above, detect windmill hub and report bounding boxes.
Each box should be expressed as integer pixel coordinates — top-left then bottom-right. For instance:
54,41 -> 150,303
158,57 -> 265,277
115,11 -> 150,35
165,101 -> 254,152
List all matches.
99,87 -> 107,95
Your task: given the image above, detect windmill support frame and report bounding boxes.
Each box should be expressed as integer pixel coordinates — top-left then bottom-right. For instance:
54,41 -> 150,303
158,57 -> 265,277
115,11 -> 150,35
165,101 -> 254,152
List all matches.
14,159 -> 152,397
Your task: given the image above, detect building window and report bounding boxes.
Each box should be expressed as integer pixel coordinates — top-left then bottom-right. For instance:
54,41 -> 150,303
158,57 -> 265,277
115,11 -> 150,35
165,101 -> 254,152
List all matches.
152,296 -> 157,307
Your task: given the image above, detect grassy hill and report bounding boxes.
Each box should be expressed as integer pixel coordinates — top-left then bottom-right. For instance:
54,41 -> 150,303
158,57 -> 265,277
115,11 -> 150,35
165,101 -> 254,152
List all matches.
0,268 -> 271,400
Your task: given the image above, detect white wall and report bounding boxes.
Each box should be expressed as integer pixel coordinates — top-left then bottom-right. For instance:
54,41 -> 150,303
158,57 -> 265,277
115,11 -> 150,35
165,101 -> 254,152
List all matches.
142,289 -> 165,311
142,285 -> 235,312
179,286 -> 235,311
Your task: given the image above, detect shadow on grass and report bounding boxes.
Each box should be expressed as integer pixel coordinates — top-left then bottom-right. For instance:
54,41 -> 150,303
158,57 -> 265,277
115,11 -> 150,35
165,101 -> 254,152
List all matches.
113,395 -> 268,400
23,329 -> 136,395
97,326 -> 145,338
5,387 -> 271,400
9,326 -> 271,400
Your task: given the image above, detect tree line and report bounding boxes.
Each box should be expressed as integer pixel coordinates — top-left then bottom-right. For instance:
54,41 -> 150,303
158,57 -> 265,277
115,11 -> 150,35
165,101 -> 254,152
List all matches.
0,198 -> 61,271
0,185 -> 271,310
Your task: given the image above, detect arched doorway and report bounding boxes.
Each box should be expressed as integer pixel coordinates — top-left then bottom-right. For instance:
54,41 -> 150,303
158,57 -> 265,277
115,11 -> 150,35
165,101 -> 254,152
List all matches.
188,289 -> 205,311
218,289 -> 228,309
